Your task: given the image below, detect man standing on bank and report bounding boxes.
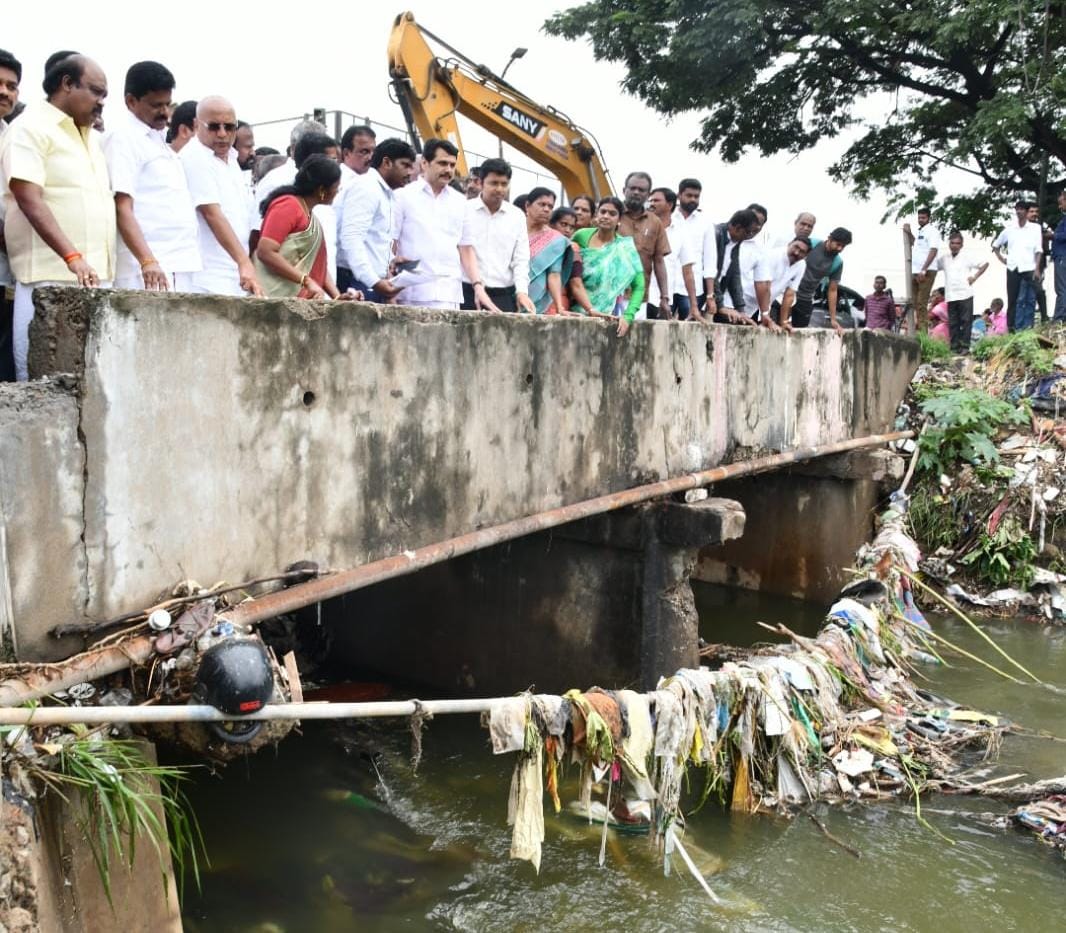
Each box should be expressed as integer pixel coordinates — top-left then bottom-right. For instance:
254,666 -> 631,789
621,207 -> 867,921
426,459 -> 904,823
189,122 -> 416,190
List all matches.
0,53 -> 114,380
903,207 -> 941,332
103,61 -> 200,291
936,231 -> 987,353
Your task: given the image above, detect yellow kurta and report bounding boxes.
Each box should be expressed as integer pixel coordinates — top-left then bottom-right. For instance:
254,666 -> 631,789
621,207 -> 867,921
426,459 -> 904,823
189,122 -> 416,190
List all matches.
0,100 -> 115,283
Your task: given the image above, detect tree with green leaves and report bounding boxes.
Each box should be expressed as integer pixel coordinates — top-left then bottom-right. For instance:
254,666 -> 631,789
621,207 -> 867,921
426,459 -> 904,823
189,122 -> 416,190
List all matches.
544,1 -> 1065,234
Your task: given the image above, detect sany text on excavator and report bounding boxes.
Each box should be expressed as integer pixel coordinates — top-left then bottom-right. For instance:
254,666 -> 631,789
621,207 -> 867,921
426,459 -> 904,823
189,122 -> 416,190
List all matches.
387,11 -> 614,200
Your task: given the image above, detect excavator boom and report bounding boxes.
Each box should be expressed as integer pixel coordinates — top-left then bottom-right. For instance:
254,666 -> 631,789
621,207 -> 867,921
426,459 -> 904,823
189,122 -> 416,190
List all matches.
387,11 -> 614,200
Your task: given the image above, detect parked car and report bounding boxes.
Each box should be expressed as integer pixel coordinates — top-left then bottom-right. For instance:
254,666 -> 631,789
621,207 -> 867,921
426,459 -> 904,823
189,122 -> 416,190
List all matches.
809,282 -> 867,329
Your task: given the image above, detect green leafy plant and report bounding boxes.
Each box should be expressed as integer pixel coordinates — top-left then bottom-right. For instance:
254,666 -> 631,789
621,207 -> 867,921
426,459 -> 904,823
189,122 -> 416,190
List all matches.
972,331 -> 1056,374
917,388 -> 1028,475
916,332 -> 952,362
31,732 -> 206,905
961,516 -> 1037,589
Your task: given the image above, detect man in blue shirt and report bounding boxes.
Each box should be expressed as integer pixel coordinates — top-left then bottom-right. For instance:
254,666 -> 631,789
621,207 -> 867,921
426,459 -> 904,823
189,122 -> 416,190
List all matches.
1054,189 -> 1066,322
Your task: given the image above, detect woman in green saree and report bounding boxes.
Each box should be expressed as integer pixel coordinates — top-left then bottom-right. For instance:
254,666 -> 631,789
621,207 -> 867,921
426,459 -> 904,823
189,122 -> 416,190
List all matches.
571,196 -> 644,336
254,154 -> 350,300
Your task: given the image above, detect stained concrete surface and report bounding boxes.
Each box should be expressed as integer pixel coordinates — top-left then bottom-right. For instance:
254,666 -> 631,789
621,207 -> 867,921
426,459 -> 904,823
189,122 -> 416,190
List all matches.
8,288 -> 917,659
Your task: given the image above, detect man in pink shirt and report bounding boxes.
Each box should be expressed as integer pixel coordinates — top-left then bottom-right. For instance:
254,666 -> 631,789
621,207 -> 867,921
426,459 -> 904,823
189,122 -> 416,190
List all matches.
863,276 -> 897,330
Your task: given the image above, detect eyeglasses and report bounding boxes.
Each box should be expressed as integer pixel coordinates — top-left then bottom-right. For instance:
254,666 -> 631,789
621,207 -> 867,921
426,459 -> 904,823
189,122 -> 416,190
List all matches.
205,121 -> 238,133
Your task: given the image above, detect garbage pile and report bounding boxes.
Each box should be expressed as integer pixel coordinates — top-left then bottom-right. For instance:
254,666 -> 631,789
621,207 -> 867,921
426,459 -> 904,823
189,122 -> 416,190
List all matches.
897,327 -> 1066,621
483,505 -> 1009,874
1007,797 -> 1066,858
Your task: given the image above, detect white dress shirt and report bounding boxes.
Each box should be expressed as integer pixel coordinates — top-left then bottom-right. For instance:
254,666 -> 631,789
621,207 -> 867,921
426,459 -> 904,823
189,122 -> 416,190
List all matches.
911,222 -> 942,273
392,178 -> 471,307
937,250 -> 984,301
648,219 -> 696,304
762,248 -> 807,303
992,222 -> 1042,273
674,207 -> 708,290
723,239 -> 773,311
701,226 -> 721,290
104,107 -> 201,286
0,119 -> 9,286
339,162 -> 360,194
180,139 -> 256,295
460,197 -> 529,293
254,158 -> 336,283
336,167 -> 395,287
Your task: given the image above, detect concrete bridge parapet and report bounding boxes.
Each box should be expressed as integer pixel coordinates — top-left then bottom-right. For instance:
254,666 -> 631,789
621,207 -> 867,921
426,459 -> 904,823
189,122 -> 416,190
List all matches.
0,289 -> 918,662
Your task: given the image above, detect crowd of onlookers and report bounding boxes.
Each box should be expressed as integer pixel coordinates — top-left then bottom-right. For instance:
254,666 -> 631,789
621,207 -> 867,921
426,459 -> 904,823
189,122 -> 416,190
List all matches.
1,50 -> 1064,381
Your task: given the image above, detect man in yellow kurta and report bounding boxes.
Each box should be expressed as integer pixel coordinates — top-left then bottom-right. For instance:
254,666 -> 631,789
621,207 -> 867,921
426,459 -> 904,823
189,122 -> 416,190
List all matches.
0,53 -> 114,379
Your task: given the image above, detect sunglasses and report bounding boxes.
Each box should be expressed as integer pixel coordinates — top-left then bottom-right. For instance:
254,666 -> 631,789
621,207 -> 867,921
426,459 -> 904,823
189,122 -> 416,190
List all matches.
205,121 -> 238,133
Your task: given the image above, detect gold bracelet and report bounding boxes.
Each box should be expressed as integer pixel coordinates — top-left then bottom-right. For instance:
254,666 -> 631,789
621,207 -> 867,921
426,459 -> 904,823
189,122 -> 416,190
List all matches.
139,256 -> 157,269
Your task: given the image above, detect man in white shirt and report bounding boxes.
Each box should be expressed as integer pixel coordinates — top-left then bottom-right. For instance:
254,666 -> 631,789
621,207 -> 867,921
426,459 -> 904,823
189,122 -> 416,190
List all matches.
721,207 -> 779,330
392,138 -> 482,310
339,124 -> 376,192
763,235 -> 811,328
903,207 -> 941,332
458,157 -> 532,313
103,61 -> 200,291
771,211 -> 816,250
674,178 -> 709,320
992,199 -> 1044,332
335,137 -> 416,302
179,96 -> 260,296
0,47 -> 20,381
937,230 -> 988,352
647,186 -> 696,320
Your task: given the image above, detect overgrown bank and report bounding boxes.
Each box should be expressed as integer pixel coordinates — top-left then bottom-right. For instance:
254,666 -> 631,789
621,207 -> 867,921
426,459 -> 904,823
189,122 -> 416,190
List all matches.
900,325 -> 1066,620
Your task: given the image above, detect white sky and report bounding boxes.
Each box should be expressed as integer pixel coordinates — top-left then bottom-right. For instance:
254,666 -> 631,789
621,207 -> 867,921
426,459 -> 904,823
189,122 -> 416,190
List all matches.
8,1 -> 1051,313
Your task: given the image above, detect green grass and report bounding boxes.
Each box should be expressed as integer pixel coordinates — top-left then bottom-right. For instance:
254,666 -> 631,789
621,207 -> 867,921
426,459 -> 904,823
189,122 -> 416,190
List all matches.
972,331 -> 1056,374
916,331 -> 952,362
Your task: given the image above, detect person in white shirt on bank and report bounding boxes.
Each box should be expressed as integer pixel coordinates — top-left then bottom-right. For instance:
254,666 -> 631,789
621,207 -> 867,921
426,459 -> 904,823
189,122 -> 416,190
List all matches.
179,96 -> 261,296
335,136 -> 416,302
103,61 -> 200,291
902,206 -> 941,332
459,157 -> 532,313
646,186 -> 697,319
992,199 -> 1044,332
936,230 -> 988,353
391,138 -> 482,311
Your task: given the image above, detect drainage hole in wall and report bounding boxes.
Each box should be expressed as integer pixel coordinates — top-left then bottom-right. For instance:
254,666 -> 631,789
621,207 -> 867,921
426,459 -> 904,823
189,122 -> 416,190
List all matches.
302,390 -> 316,407
525,373 -> 533,385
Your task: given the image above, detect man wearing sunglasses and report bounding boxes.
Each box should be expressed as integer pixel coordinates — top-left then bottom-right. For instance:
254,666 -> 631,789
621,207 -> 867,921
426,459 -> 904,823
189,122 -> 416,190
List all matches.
179,95 -> 262,296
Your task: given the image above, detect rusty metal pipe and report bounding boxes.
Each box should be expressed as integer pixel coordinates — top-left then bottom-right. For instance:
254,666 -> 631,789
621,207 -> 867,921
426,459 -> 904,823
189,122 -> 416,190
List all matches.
0,430 -> 911,706
220,430 -> 911,627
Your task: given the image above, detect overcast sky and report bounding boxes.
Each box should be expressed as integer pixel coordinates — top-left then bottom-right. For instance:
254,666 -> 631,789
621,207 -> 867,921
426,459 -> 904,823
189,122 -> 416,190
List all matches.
8,1 -> 1049,312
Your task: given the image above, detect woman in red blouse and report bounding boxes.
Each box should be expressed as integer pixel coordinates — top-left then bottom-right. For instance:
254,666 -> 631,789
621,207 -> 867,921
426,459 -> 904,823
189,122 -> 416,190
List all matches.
254,154 -> 348,299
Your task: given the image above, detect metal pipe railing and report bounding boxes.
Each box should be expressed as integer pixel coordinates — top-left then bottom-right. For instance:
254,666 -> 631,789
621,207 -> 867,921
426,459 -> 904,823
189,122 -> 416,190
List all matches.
0,430 -> 911,707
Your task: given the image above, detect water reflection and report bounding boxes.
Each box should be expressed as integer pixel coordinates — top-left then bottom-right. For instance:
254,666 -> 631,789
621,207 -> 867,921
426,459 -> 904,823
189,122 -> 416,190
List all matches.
179,585 -> 1066,932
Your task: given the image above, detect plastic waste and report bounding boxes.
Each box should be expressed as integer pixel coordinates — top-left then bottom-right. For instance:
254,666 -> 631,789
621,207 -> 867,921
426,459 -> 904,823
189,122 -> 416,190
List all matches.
148,608 -> 172,631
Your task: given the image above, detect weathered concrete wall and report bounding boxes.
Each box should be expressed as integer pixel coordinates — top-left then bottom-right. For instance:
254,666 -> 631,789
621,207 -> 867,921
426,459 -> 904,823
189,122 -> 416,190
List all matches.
8,288 -> 917,658
0,379 -> 87,660
697,472 -> 887,604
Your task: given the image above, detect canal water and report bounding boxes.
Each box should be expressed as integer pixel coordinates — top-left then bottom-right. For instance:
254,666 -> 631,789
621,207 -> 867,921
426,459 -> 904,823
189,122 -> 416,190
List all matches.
179,585 -> 1066,932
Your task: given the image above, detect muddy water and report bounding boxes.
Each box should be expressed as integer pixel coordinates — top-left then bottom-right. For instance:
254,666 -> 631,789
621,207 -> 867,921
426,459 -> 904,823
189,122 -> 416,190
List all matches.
179,585 -> 1066,932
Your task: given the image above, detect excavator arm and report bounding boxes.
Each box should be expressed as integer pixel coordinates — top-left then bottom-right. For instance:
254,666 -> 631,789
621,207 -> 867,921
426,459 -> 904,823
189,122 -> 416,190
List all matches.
387,11 -> 614,201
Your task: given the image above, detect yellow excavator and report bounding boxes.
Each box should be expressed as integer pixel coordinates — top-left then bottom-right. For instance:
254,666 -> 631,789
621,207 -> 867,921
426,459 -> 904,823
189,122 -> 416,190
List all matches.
387,11 -> 614,200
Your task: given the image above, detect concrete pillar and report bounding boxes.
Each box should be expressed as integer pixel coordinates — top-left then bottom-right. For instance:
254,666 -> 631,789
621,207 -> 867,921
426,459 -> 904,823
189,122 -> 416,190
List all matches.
640,499 -> 746,690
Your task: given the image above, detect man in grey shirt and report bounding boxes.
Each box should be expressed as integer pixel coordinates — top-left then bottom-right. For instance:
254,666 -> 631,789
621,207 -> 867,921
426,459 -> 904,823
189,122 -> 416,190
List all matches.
780,227 -> 852,332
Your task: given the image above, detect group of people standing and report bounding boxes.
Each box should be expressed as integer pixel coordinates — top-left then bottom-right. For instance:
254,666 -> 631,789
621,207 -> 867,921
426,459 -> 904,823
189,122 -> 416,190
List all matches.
899,199 -> 1066,355
2,47 -> 1061,383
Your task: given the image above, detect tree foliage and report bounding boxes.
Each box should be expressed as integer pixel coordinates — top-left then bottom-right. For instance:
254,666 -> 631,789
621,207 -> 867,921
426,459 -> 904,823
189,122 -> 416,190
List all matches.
544,0 -> 1066,233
